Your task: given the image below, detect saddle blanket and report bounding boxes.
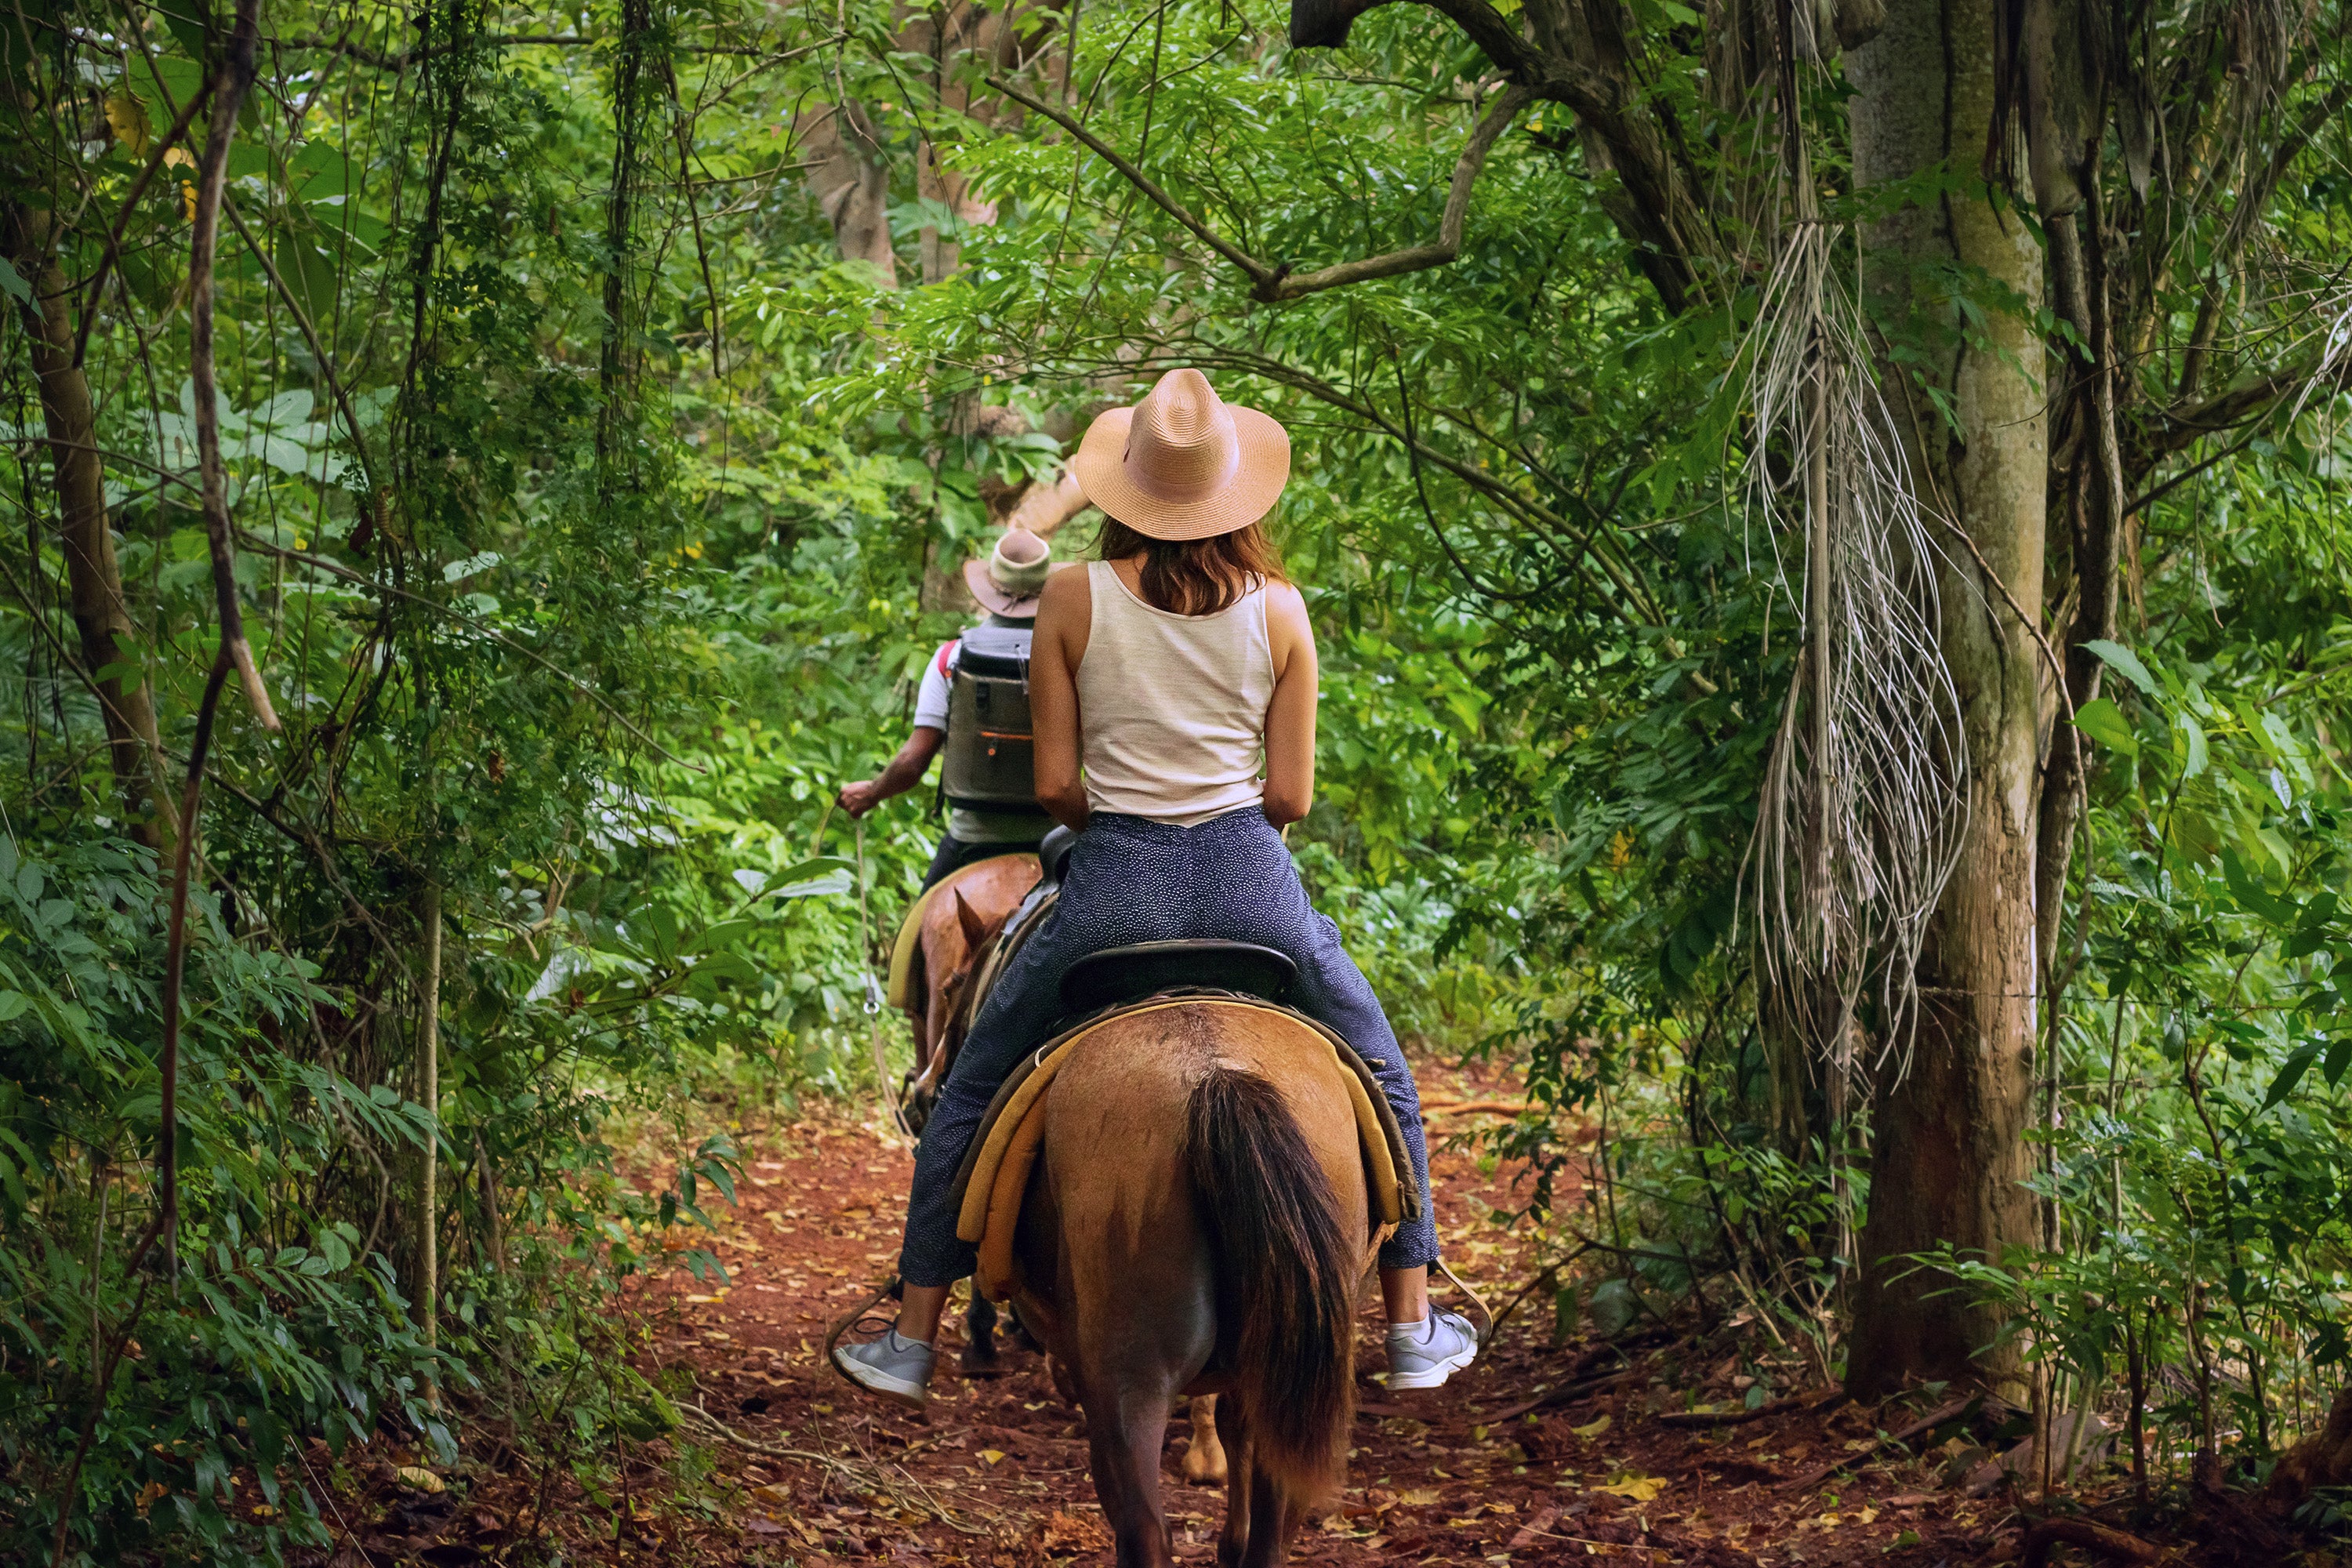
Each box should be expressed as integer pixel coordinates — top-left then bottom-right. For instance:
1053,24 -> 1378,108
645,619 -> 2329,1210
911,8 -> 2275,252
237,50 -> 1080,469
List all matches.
946,992 -> 1419,1303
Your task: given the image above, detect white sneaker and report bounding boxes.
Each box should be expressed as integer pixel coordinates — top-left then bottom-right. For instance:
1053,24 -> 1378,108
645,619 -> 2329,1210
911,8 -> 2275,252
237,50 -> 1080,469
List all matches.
830,1323 -> 936,1409
1386,1308 -> 1479,1392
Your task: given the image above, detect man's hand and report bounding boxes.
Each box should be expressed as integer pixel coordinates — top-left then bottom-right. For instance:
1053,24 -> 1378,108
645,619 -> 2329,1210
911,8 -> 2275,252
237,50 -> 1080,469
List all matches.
838,727 -> 945,818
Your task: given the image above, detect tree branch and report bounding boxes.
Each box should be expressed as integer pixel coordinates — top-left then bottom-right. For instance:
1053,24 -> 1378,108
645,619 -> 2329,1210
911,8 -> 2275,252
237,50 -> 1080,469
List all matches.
188,0 -> 279,731
985,75 -> 1281,294
989,75 -> 1528,303
2134,347 -> 2352,470
220,196 -> 379,494
1268,84 -> 1529,298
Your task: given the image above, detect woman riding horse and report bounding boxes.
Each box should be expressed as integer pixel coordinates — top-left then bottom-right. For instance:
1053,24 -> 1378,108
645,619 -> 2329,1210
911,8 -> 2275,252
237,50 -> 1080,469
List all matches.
833,368 -> 1476,1405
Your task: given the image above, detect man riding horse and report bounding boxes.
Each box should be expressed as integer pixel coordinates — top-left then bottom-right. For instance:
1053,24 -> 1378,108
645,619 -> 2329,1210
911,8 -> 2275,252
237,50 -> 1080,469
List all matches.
833,370 -> 1479,1424
836,526 -> 1064,887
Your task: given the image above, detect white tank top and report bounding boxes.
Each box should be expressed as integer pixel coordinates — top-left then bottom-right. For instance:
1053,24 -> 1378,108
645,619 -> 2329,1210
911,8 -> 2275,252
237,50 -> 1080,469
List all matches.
1076,560 -> 1274,826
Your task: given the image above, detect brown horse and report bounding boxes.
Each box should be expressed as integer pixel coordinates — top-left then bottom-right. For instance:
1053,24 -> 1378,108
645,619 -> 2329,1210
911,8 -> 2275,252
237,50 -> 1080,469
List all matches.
901,855 -> 1039,1131
898,855 -> 1040,1372
1000,1002 -> 1372,1566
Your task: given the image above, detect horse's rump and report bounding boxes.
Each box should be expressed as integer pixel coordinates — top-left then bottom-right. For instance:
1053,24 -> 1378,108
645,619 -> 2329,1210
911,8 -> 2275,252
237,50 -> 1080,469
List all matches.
1024,1004 -> 1370,1501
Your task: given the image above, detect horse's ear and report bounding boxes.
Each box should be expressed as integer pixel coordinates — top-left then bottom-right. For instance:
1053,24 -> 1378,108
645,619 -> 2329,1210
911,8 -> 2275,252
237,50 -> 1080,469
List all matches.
953,888 -> 989,949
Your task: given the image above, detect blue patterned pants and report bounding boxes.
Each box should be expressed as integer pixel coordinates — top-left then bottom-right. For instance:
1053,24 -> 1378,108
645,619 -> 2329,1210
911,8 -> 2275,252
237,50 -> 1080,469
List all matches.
897,809 -> 1440,1287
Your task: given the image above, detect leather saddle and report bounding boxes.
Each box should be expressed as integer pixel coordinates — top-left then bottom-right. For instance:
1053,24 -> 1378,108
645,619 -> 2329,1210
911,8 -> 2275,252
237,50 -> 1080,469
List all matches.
949,973 -> 1419,1305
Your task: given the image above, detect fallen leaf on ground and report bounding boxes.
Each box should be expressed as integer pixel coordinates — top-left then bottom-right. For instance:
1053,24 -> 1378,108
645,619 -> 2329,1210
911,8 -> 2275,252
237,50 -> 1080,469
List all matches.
1040,1509 -> 1112,1554
1573,1414 -> 1613,1439
1594,1473 -> 1665,1504
395,1466 -> 445,1494
978,1448 -> 1006,1465
1396,1487 -> 1443,1506
1508,1507 -> 1563,1550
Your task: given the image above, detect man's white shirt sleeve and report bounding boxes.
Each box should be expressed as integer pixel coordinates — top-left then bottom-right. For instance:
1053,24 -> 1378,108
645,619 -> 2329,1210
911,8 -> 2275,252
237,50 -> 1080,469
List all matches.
912,641 -> 956,731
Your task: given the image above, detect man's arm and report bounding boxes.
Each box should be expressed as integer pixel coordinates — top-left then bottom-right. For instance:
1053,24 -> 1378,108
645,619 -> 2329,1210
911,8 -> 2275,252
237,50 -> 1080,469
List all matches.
838,727 -> 945,816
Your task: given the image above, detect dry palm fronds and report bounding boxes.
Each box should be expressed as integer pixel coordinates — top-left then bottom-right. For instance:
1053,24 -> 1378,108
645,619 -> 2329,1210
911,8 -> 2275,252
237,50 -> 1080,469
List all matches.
1735,104 -> 1967,1108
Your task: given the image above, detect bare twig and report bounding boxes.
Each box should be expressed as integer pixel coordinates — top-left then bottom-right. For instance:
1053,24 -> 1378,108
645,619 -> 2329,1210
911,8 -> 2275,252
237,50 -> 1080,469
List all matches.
2018,1518 -> 2175,1566
187,0 -> 278,731
679,1398 -> 996,1536
1482,1368 -> 1640,1424
1775,1392 -> 1977,1493
68,70 -> 217,370
1657,1388 -> 1845,1427
987,74 -> 1528,303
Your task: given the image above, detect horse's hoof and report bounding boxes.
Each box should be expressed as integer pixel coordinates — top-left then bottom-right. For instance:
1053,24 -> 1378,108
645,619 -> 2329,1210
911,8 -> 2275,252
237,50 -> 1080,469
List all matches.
960,1345 -> 1004,1378
1180,1448 -> 1227,1487
1046,1352 -> 1082,1409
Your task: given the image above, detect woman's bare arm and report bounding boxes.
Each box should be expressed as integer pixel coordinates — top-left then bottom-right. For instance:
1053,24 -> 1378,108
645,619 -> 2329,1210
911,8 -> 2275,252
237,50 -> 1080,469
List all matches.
1261,583 -> 1318,828
1030,566 -> 1092,832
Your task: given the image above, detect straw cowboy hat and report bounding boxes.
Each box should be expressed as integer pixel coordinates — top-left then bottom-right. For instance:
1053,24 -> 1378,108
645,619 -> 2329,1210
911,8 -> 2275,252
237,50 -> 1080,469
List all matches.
1072,368 -> 1290,541
962,526 -> 1064,618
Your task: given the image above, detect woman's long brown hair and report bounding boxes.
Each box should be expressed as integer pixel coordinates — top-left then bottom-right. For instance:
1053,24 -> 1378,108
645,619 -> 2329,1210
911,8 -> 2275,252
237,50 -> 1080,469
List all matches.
1097,517 -> 1287,615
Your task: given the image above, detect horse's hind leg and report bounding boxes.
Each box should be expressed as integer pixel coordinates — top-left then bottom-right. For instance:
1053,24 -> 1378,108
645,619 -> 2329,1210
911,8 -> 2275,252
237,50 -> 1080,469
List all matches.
1214,1395 -> 1252,1568
1083,1390 -> 1179,1568
961,1293 -> 1000,1375
1181,1394 -> 1227,1486
1212,1396 -> 1297,1568
1238,1466 -> 1297,1568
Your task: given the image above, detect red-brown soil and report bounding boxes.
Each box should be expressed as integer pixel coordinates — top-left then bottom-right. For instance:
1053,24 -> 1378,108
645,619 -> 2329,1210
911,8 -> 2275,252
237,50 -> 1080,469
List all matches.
622,1058 -> 2024,1568
314,1056 -> 2332,1566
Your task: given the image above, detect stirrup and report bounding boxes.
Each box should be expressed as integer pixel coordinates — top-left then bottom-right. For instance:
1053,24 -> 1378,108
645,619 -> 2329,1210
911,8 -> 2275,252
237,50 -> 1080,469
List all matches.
1433,1257 -> 1496,1348
824,1275 -> 904,1366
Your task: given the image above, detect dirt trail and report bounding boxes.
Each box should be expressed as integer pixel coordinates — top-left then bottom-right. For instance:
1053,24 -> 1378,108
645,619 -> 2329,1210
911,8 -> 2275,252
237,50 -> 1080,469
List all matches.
637,1057 -> 2012,1567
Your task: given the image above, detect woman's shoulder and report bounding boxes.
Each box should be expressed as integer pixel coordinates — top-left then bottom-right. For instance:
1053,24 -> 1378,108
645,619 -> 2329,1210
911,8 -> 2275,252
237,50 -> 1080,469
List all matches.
1260,578 -> 1310,624
1039,561 -> 1094,612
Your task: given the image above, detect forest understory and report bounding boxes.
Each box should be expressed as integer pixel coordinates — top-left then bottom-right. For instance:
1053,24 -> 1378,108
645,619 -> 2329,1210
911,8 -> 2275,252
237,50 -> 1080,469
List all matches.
13,0 -> 2352,1560
296,1056 -> 2350,1568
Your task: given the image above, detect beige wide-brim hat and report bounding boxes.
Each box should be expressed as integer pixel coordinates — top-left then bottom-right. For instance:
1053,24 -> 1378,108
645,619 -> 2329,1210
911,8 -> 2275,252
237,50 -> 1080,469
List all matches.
962,526 -> 1066,617
1071,368 -> 1290,541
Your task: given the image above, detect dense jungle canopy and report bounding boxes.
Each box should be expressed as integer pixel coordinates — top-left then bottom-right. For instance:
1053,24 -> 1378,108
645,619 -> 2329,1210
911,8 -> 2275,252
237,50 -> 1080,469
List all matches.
5,0 -> 2352,1558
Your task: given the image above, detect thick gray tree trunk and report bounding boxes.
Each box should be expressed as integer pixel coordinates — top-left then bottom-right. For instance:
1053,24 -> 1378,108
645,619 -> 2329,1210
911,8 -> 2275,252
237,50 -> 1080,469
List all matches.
1845,0 -> 2047,1396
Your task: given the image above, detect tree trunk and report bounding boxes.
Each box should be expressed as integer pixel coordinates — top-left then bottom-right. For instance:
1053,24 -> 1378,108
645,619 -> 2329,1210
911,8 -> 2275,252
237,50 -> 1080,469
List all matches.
800,102 -> 899,285
1845,0 -> 2046,1397
911,2 -> 1011,285
5,209 -> 178,850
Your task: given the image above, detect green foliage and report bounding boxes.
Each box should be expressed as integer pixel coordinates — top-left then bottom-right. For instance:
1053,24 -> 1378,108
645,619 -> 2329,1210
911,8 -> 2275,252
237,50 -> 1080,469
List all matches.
6,0 -> 2352,1547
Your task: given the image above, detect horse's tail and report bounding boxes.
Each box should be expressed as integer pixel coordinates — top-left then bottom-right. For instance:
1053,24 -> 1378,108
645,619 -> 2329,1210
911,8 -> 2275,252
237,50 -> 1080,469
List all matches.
1184,1064 -> 1356,1500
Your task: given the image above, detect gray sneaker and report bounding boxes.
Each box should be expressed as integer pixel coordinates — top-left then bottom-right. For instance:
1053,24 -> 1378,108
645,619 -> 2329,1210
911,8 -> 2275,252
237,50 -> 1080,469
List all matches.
1385,1308 -> 1479,1392
830,1323 -> 936,1409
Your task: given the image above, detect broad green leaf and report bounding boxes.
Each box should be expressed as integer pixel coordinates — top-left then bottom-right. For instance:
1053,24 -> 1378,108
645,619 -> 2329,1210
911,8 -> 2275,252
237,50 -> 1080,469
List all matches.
759,857 -> 857,899
2222,850 -> 2296,924
2175,711 -> 2208,779
2325,1037 -> 2352,1088
2263,1042 -> 2322,1109
2071,698 -> 2138,757
2084,638 -> 2157,696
